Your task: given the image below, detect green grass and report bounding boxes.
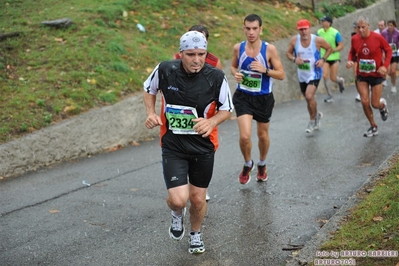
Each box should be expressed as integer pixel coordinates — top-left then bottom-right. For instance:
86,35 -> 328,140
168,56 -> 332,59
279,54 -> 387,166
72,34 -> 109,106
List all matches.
0,0 -> 316,144
313,157 -> 399,266
0,0 -> 366,144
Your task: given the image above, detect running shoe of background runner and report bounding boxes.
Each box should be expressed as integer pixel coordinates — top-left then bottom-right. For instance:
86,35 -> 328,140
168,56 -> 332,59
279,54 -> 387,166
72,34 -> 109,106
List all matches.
239,160 -> 254,184
257,164 -> 268,182
379,98 -> 388,121
363,126 -> 378,137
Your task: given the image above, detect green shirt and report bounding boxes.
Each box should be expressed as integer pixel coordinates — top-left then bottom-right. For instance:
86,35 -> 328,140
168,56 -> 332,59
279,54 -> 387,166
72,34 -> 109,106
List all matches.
317,27 -> 342,61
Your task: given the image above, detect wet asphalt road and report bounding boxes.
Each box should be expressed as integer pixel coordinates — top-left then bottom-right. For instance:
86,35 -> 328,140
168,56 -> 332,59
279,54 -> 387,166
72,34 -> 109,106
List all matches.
1,85 -> 398,266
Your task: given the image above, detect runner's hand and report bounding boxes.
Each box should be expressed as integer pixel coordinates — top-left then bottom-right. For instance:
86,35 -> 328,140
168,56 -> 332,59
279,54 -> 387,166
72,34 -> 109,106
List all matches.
192,118 -> 215,138
250,58 -> 266,73
346,61 -> 355,69
145,114 -> 163,129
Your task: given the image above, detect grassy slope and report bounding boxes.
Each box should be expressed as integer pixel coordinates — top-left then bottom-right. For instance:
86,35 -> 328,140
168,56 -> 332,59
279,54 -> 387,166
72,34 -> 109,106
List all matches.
0,0 -> 313,144
313,156 -> 399,266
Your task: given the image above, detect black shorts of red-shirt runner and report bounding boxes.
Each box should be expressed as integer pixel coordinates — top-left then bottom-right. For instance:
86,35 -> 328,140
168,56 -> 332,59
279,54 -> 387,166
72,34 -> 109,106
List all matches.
162,148 -> 214,189
299,79 -> 320,94
233,89 -> 275,123
390,56 -> 399,64
357,75 -> 385,87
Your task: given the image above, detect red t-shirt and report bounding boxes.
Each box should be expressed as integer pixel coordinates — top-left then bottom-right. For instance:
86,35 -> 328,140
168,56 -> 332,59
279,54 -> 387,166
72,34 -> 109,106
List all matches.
173,51 -> 220,67
348,31 -> 392,77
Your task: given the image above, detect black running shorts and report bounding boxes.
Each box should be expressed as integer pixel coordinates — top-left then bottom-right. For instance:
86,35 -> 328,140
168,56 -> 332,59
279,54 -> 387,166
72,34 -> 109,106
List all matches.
233,90 -> 275,123
357,75 -> 385,87
390,56 -> 399,64
162,148 -> 215,189
299,80 -> 320,93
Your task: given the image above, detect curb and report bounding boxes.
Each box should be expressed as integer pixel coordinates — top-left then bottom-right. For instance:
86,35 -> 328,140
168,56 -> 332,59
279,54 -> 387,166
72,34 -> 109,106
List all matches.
286,149 -> 399,265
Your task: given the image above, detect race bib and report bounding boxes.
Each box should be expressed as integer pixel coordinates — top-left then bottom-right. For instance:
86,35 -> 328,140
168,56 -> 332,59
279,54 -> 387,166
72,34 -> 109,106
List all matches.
390,43 -> 398,56
359,59 -> 376,73
165,104 -> 198,135
298,60 -> 311,71
240,70 -> 262,92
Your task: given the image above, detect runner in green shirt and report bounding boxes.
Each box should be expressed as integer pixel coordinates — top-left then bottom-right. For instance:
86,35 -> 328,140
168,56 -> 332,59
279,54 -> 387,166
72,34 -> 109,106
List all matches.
317,16 -> 345,103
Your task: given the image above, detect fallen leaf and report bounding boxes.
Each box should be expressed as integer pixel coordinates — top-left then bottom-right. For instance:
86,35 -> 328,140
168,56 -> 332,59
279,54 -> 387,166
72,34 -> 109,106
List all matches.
64,106 -> 76,113
87,79 -> 96,84
372,216 -> 383,222
129,141 -> 140,146
383,205 -> 390,211
49,209 -> 60,213
107,144 -> 124,152
54,38 -> 63,42
146,67 -> 153,73
130,188 -> 139,192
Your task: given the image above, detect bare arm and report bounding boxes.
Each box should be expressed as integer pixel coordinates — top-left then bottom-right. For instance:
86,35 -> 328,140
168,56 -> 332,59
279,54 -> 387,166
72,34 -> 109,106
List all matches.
251,44 -> 284,80
215,59 -> 223,70
265,44 -> 285,80
333,41 -> 344,53
230,43 -> 244,83
315,37 -> 332,67
286,36 -> 297,63
143,92 -> 162,129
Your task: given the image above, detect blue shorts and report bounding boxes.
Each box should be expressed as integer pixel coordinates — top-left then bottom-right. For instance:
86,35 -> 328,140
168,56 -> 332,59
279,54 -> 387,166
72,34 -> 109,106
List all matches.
162,148 -> 214,189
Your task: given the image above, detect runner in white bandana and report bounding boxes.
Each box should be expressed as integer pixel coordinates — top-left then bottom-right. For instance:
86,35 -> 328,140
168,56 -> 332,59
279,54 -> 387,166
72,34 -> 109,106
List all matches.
143,31 -> 233,254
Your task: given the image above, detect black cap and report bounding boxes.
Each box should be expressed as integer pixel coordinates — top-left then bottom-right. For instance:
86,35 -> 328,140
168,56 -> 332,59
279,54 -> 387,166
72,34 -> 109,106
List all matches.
321,16 -> 333,24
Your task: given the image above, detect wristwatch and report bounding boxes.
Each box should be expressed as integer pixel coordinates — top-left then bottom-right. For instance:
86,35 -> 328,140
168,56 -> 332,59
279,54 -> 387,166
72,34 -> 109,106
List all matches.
265,68 -> 270,75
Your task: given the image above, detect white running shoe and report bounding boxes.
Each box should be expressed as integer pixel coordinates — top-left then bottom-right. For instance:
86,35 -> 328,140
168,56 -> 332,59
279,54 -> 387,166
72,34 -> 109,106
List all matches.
306,121 -> 315,133
169,207 -> 186,240
188,232 -> 205,254
363,126 -> 378,137
324,95 -> 334,103
314,112 -> 323,130
338,77 -> 345,93
391,86 -> 397,93
379,98 -> 388,121
355,93 -> 361,102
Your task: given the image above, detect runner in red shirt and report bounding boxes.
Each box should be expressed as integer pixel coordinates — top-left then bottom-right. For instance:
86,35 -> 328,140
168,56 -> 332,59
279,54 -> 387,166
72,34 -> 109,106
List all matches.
347,16 -> 392,137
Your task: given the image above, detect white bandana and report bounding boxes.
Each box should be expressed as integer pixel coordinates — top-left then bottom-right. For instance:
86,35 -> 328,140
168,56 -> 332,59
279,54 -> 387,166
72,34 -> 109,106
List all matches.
179,31 -> 207,51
